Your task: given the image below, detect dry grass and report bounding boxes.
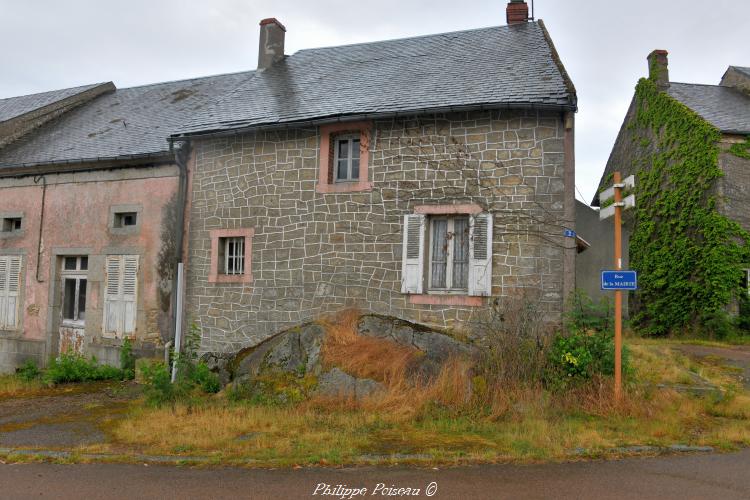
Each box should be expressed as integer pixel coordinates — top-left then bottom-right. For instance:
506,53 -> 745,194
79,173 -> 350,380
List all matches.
99,330 -> 750,466
0,374 -> 46,398
319,309 -> 421,385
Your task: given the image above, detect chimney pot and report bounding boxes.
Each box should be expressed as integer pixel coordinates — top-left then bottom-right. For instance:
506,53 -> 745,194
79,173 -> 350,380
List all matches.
258,18 -> 286,70
506,1 -> 529,25
647,49 -> 669,90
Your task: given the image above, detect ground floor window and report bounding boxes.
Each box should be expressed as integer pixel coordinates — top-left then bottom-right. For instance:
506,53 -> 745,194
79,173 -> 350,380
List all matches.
428,216 -> 470,292
0,255 -> 22,330
61,256 -> 88,327
401,209 -> 493,297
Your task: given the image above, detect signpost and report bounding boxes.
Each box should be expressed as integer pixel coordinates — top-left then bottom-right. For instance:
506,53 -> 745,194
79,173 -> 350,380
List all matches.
601,271 -> 637,291
598,171 -> 636,401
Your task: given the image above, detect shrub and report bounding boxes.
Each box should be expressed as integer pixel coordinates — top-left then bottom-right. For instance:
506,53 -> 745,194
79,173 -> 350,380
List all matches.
43,352 -> 125,385
472,293 -> 553,387
120,338 -> 136,380
16,359 -> 40,382
140,324 -> 221,407
547,328 -> 630,389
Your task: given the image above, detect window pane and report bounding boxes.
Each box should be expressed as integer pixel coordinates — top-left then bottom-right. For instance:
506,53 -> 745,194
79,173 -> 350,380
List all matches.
452,218 -> 470,289
351,159 -> 360,180
80,256 -> 88,271
64,257 -> 77,270
338,139 -> 349,159
351,139 -> 360,160
78,279 -> 87,321
337,159 -> 349,181
430,220 -> 448,288
63,279 -> 76,320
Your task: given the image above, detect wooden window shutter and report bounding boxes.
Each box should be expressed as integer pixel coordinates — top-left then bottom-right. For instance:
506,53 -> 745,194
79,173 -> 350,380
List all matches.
122,255 -> 139,335
0,256 -> 21,329
104,255 -> 139,338
468,213 -> 493,296
401,214 -> 425,294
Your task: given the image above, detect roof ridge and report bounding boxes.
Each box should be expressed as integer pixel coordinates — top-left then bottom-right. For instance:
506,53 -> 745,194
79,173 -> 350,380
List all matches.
117,68 -> 256,92
295,23 -> 528,54
0,82 -> 106,103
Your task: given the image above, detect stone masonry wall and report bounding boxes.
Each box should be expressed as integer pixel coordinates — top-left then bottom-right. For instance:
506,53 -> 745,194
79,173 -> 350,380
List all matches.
186,110 -> 570,354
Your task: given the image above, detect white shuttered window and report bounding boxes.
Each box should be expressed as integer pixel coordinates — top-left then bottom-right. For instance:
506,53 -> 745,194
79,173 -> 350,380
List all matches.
401,213 -> 493,297
104,255 -> 139,338
0,256 -> 21,330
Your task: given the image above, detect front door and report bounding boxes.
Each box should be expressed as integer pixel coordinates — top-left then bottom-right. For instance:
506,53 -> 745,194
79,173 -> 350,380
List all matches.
59,256 -> 88,355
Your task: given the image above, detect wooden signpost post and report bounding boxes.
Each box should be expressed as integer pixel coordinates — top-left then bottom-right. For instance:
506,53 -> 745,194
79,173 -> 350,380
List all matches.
599,171 -> 636,400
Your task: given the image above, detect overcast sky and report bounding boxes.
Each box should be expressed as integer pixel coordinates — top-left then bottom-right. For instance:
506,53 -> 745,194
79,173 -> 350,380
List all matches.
1,0 -> 748,204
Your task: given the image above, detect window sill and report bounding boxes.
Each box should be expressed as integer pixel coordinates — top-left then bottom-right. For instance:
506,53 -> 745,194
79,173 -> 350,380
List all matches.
210,273 -> 254,284
316,181 -> 373,194
408,294 -> 483,307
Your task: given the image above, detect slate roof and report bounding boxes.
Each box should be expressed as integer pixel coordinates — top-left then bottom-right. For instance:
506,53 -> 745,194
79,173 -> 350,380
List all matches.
732,66 -> 750,78
0,71 -> 253,170
0,83 -> 105,123
175,21 -> 576,137
667,82 -> 750,135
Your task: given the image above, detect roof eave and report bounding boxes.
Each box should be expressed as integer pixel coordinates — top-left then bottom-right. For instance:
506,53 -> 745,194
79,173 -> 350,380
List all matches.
170,101 -> 577,142
0,151 -> 173,178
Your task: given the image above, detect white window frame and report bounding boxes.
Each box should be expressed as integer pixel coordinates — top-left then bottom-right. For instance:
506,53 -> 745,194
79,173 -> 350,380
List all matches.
60,256 -> 88,328
333,134 -> 361,182
401,211 -> 493,297
0,255 -> 22,330
427,216 -> 470,293
221,237 -> 245,275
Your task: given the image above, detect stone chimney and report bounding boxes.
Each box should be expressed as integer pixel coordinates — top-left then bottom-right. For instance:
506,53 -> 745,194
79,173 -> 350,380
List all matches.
257,18 -> 286,70
647,50 -> 669,90
506,1 -> 529,25
720,66 -> 750,95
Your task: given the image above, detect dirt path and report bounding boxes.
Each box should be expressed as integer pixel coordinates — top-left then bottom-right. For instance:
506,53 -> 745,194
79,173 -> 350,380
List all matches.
0,382 -> 139,448
674,344 -> 750,389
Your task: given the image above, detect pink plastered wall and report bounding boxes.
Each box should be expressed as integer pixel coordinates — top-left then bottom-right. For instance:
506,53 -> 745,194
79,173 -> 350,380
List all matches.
0,168 -> 179,342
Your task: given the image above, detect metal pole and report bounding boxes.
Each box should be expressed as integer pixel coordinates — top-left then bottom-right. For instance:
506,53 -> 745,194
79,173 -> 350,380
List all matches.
171,263 -> 185,383
613,172 -> 623,401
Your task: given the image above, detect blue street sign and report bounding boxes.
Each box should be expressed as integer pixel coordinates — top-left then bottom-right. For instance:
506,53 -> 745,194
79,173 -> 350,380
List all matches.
601,270 -> 638,290
564,229 -> 576,238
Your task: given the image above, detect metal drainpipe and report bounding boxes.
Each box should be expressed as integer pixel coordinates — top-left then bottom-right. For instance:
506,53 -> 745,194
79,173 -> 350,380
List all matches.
169,141 -> 190,353
32,175 -> 47,283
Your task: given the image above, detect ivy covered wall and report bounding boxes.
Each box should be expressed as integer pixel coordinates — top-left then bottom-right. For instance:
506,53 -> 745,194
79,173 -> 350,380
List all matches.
625,79 -> 750,334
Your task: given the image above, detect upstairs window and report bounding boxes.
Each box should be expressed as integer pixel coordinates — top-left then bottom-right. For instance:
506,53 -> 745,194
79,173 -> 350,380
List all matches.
113,212 -> 137,228
334,135 -> 361,182
1,217 -> 22,234
317,122 -> 372,193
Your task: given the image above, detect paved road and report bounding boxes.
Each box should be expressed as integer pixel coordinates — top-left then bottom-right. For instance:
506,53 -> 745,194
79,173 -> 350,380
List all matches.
1,449 -> 749,500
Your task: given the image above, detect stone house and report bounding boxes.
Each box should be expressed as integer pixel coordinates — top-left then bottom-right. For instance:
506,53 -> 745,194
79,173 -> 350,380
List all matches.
0,0 -> 577,371
591,51 -> 750,332
0,72 -> 250,372
171,2 -> 578,355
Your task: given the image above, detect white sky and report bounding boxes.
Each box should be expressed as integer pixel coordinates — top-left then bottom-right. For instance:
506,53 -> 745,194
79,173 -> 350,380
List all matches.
1,0 -> 748,204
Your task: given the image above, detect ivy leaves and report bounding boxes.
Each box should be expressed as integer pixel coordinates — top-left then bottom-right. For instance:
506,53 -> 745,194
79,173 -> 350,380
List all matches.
630,79 -> 750,335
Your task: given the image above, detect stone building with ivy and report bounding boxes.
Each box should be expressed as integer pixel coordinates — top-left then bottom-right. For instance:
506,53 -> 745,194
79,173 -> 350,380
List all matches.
592,51 -> 750,335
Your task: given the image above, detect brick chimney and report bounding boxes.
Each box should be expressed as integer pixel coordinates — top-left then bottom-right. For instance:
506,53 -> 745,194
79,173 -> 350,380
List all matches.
647,50 -> 669,90
506,1 -> 529,25
258,18 -> 286,70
